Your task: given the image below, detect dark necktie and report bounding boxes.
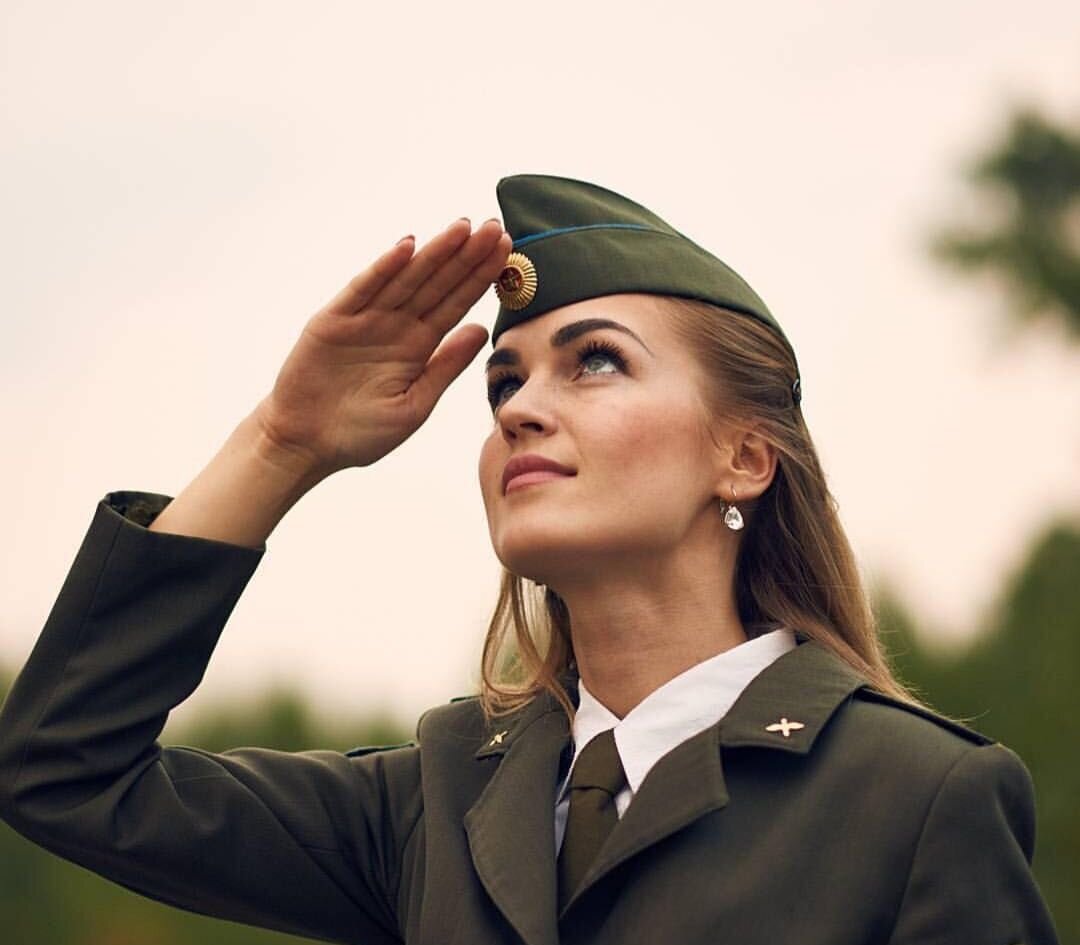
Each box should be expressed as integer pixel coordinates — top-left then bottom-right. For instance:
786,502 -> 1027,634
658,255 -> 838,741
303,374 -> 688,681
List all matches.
557,728 -> 627,912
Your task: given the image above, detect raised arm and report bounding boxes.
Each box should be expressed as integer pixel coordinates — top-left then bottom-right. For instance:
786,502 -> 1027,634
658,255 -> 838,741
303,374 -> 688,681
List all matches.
149,216 -> 512,548
0,218 -> 512,943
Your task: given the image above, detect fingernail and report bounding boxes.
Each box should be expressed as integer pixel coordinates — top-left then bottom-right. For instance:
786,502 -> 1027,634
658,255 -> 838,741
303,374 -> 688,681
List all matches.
397,234 -> 414,245
485,217 -> 502,228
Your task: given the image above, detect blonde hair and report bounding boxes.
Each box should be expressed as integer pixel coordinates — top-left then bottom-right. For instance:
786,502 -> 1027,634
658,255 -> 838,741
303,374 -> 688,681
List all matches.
477,295 -> 925,723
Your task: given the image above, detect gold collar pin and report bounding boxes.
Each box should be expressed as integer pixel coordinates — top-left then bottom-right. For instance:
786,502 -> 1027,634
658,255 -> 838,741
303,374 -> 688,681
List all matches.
765,718 -> 806,738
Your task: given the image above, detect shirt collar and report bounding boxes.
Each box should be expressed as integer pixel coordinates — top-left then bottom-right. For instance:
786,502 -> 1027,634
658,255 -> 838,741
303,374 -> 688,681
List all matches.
558,627 -> 798,801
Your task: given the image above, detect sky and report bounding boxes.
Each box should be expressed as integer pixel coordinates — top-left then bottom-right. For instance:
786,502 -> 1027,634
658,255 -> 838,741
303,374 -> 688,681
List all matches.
2,1 -> 1079,726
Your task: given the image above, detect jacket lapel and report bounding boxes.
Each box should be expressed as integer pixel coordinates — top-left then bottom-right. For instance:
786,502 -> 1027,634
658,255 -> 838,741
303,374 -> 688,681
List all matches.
463,637 -> 872,934
464,684 -> 573,945
561,634 -> 870,916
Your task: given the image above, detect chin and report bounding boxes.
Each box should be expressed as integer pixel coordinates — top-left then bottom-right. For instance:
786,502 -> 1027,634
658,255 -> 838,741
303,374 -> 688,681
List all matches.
492,524 -> 636,588
493,543 -> 568,586
492,525 -> 579,579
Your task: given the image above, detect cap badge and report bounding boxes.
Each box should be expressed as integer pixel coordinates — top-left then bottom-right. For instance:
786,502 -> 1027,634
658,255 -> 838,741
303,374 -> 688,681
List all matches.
494,251 -> 538,311
765,717 -> 805,738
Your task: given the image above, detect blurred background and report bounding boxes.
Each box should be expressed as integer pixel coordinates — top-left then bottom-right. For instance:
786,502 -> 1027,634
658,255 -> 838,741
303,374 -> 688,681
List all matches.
1,1 -> 1077,941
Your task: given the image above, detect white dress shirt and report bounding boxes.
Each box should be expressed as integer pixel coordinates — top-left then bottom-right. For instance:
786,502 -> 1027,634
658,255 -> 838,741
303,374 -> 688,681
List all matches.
553,627 -> 797,854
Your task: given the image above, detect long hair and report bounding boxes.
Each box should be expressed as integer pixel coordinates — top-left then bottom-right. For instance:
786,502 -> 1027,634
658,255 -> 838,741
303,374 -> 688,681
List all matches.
477,295 -> 925,723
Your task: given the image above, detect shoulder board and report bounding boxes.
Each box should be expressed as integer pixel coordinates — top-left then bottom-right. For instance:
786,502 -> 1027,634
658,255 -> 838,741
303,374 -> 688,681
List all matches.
344,741 -> 416,757
414,696 -> 484,741
853,687 -> 994,746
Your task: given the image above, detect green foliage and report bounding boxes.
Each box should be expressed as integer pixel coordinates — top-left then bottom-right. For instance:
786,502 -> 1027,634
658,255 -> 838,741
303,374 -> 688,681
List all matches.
878,518 -> 1080,943
930,106 -> 1080,340
170,685 -> 408,755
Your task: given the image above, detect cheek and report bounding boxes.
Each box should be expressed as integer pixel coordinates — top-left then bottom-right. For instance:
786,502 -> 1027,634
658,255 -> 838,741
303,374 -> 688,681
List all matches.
477,431 -> 502,506
594,400 -> 706,482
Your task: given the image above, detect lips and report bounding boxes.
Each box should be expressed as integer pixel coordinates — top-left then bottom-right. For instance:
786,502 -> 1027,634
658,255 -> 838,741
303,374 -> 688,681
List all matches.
502,454 -> 576,495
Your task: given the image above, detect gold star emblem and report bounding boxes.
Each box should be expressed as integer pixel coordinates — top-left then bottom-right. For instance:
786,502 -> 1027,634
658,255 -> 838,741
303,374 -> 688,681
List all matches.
765,717 -> 805,738
489,730 -> 509,746
494,252 -> 538,310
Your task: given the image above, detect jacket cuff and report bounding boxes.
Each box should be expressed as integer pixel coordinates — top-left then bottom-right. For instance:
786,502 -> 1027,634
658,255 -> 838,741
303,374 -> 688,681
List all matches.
103,490 -> 175,527
100,490 -> 267,554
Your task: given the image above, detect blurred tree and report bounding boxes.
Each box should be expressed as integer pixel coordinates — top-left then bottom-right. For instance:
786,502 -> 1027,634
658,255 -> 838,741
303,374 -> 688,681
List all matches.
919,101 -> 1080,939
930,105 -> 1080,340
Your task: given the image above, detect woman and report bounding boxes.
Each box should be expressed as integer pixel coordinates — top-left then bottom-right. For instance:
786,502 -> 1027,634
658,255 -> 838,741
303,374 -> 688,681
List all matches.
0,174 -> 1059,944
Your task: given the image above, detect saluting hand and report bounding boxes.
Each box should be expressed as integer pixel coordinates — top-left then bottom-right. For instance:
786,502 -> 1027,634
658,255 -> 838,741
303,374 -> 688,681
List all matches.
253,218 -> 512,479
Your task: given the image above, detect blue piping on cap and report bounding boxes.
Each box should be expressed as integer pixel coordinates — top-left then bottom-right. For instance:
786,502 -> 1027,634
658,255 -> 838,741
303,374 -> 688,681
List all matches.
511,222 -> 660,250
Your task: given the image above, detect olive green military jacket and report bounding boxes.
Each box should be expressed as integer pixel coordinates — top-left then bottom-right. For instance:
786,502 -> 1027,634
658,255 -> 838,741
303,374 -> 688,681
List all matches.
0,492 -> 1060,945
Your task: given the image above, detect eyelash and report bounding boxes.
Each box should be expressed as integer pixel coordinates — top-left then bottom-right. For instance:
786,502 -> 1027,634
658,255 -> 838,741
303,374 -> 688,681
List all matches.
486,338 -> 629,412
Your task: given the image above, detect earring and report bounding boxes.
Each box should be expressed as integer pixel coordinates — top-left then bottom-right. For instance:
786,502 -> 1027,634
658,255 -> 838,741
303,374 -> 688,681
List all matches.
723,485 -> 744,531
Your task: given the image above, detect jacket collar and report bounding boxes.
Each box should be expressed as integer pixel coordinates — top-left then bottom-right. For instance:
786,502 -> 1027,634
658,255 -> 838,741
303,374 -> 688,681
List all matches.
717,629 -> 868,754
473,668 -> 577,761
464,634 -> 870,943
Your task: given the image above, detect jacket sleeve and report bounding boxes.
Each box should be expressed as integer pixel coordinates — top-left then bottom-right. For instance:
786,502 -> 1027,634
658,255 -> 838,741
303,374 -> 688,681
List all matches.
0,492 -> 423,945
886,740 -> 1060,945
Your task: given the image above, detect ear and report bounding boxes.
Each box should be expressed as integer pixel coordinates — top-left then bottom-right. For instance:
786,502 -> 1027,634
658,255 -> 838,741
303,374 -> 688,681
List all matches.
712,423 -> 778,505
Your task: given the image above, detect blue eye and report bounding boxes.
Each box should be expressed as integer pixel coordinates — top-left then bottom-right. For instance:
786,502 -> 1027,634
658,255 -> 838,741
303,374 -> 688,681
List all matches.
486,374 -> 518,411
577,339 -> 626,376
486,338 -> 628,412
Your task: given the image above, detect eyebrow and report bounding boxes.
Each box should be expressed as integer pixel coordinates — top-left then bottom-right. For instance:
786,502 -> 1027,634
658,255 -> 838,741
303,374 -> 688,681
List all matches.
484,318 -> 654,373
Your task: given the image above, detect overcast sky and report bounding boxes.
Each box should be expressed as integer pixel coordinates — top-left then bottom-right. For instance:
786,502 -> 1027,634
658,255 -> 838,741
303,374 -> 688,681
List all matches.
2,1 -> 1078,726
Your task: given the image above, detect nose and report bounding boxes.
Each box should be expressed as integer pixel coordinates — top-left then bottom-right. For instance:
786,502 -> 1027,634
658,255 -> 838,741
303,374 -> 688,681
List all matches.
495,375 -> 558,441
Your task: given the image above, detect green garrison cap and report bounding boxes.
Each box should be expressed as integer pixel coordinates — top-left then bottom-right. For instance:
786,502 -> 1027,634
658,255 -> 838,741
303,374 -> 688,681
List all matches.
491,174 -> 801,404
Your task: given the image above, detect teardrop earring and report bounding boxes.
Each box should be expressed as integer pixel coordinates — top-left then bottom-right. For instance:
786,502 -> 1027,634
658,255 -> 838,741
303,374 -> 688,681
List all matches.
723,485 -> 744,531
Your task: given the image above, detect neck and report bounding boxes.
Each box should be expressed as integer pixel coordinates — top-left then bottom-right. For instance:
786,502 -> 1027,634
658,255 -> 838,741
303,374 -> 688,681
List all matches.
553,539 -> 746,719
